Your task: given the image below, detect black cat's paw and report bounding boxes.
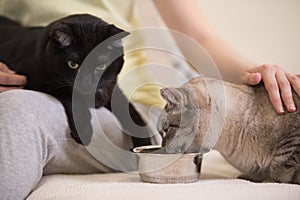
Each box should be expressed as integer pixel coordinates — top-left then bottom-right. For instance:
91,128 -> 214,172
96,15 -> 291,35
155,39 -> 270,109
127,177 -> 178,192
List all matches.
70,123 -> 93,146
70,130 -> 83,145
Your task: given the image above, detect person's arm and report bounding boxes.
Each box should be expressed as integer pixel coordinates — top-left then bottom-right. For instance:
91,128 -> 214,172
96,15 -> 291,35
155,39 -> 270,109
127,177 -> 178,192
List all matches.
0,62 -> 26,92
152,0 -> 300,114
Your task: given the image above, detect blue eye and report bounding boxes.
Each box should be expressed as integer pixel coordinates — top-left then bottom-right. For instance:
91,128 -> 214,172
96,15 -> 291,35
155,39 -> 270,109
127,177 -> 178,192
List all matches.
68,60 -> 79,69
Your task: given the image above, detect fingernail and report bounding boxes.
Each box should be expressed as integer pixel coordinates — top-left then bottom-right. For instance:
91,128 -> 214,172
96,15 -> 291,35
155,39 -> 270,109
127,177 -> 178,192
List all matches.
8,69 -> 15,74
279,106 -> 285,114
288,104 -> 296,112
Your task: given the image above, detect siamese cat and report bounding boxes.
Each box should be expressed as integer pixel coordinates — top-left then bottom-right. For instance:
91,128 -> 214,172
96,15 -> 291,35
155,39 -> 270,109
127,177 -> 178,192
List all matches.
158,77 -> 300,184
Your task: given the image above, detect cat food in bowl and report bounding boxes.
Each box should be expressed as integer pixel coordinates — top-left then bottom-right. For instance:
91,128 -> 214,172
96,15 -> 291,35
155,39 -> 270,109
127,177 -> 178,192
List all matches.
133,145 -> 202,184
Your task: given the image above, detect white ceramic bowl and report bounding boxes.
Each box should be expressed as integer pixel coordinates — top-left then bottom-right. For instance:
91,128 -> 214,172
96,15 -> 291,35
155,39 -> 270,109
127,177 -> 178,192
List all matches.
133,145 -> 202,184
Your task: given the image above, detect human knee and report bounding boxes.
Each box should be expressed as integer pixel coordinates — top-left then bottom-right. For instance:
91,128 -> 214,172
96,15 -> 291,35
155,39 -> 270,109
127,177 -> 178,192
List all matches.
0,89 -> 67,139
0,89 -> 65,120
0,89 -> 55,112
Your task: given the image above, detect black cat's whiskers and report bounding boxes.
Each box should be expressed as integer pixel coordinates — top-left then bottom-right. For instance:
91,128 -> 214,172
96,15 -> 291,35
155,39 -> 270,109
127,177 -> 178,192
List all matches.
1,14 -> 152,155
45,76 -> 118,96
100,81 -> 116,91
43,78 -> 72,93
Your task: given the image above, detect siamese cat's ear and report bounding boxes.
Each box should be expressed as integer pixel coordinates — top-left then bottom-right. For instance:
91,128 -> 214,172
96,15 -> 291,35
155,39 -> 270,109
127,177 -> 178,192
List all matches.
160,88 -> 184,107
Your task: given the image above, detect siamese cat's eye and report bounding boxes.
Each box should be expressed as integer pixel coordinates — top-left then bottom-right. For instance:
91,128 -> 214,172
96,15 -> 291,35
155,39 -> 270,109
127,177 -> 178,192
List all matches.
68,60 -> 79,69
96,64 -> 107,71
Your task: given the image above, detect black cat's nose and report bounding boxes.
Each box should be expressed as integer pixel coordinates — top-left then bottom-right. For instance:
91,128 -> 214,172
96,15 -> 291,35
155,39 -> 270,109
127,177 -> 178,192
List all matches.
81,76 -> 92,87
75,76 -> 94,95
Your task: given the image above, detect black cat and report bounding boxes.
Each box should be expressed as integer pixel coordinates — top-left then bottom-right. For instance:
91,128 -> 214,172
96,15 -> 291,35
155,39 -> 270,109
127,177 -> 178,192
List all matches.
0,14 -> 151,147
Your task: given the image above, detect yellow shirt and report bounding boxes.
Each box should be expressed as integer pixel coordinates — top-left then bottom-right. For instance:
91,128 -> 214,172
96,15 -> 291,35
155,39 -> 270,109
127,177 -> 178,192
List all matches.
0,0 -> 164,106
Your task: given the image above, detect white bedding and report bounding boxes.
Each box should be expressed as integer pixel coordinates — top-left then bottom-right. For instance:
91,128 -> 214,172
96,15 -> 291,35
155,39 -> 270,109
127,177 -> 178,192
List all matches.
27,151 -> 300,200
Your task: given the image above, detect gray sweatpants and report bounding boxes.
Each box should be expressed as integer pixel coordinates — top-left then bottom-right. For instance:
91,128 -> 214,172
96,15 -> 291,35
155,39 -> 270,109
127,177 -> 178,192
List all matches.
0,90 -> 136,200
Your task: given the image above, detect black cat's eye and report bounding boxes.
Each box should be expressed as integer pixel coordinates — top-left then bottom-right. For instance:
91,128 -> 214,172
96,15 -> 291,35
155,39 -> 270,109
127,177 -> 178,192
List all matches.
68,60 -> 79,69
96,64 -> 107,71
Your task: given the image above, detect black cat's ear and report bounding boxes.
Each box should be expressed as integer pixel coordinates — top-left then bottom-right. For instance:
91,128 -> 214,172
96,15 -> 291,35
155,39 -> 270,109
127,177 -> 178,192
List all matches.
109,24 -> 130,39
107,25 -> 129,48
51,29 -> 72,48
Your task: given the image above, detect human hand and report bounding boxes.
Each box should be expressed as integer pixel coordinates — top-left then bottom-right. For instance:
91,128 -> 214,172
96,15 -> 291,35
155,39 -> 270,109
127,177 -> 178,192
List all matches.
241,64 -> 300,114
0,62 -> 26,92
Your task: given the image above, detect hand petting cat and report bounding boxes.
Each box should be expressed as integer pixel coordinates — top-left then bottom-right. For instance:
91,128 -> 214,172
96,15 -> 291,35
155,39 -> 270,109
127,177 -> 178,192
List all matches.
241,64 -> 300,114
0,61 -> 26,92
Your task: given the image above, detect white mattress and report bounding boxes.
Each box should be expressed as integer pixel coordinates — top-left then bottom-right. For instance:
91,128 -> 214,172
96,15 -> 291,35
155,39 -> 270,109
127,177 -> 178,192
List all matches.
27,151 -> 300,200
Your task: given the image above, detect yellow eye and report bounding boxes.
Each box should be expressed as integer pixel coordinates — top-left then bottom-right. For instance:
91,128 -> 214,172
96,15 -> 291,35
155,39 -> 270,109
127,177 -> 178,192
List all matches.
96,64 -> 107,71
68,60 -> 79,69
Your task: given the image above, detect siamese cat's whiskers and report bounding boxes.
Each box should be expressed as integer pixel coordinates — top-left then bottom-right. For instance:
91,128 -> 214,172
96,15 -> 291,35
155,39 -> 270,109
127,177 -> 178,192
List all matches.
159,77 -> 300,184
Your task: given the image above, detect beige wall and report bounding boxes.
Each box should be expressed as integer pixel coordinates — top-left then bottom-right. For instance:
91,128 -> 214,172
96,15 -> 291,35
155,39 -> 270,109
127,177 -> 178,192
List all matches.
137,0 -> 300,73
197,0 -> 300,73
